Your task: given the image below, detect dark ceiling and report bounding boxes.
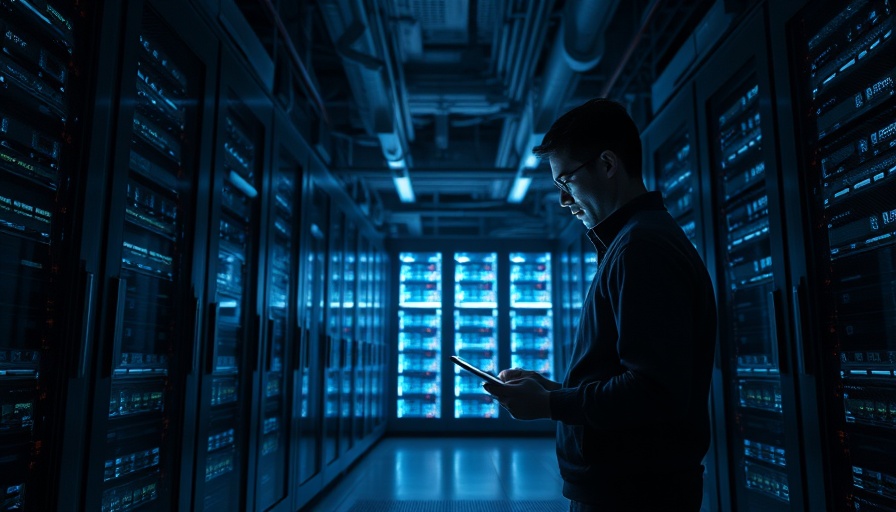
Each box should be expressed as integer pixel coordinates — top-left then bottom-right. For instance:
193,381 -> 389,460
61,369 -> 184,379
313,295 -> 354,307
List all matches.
234,0 -> 719,239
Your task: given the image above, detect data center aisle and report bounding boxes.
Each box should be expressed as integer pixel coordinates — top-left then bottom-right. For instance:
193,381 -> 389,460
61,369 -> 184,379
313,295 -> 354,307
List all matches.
304,436 -> 567,511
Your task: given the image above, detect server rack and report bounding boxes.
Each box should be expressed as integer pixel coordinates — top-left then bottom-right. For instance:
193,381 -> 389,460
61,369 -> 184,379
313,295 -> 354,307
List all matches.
644,87 -> 703,251
294,176 -> 329,508
642,83 -> 721,512
0,0 -> 96,508
355,237 -> 371,440
555,231 -> 596,400
453,252 -> 499,419
81,2 -> 217,510
396,252 -> 442,419
192,46 -> 270,512
372,250 -> 388,429
253,110 -> 304,512
341,221 -> 358,449
390,242 -> 555,432
782,0 -> 896,509
323,204 -> 344,463
695,7 -> 808,510
508,253 -> 554,381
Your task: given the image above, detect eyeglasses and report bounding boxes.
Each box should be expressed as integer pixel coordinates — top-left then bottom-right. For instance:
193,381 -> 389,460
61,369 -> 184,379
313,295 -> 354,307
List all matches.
553,156 -> 596,194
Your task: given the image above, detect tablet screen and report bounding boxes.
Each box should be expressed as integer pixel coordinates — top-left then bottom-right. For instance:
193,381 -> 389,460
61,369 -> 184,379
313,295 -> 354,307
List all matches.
450,355 -> 504,386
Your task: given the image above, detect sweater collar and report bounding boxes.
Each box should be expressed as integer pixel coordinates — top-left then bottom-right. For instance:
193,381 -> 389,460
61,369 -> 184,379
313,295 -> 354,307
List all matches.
586,191 -> 666,252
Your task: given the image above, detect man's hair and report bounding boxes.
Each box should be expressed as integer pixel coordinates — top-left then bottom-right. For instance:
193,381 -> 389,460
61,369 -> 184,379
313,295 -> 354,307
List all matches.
532,98 -> 642,177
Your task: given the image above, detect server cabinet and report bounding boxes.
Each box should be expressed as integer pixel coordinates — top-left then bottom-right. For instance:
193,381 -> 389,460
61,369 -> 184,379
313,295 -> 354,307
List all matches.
192,48 -> 270,512
341,221 -> 358,449
695,8 -> 808,511
324,204 -> 344,464
556,245 -> 571,379
391,246 -> 555,432
783,0 -> 896,509
294,177 -> 329,508
0,0 -> 96,508
355,237 -> 371,440
509,253 -> 554,380
372,250 -> 388,428
643,85 -> 703,251
643,83 -> 720,512
254,113 -> 303,512
83,2 -> 217,510
556,233 -> 583,380
453,252 -> 499,419
396,252 -> 442,419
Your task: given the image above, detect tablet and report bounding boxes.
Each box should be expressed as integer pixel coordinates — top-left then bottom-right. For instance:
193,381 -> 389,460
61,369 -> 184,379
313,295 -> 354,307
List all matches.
450,355 -> 504,386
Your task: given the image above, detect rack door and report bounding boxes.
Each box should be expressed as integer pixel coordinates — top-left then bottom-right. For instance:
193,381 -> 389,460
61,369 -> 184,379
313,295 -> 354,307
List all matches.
356,237 -> 371,440
341,222 -> 357,449
324,205 -> 344,464
789,0 -> 896,509
396,252 -> 442,419
508,252 -> 553,380
83,2 -> 217,510
193,51 -> 268,512
294,179 -> 328,507
696,10 -> 807,511
371,250 -> 387,428
643,84 -> 720,510
453,252 -> 499,419
0,0 -> 88,508
255,142 -> 301,511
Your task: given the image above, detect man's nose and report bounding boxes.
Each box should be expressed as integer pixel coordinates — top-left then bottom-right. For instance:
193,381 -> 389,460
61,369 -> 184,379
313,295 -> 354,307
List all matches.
558,189 -> 573,206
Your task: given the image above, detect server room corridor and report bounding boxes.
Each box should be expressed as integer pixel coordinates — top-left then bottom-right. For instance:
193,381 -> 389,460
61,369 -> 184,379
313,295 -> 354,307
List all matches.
6,0 -> 896,510
303,437 -> 565,512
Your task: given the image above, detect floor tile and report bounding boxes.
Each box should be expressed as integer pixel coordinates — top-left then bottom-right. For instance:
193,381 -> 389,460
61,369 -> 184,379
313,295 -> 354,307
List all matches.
304,437 -> 564,511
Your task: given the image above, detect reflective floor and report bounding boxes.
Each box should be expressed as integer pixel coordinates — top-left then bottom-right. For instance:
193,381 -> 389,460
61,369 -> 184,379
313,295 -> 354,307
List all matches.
304,436 -> 565,511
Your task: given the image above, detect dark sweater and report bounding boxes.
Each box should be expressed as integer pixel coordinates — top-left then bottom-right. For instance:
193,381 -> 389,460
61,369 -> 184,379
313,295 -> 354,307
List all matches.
549,191 -> 717,504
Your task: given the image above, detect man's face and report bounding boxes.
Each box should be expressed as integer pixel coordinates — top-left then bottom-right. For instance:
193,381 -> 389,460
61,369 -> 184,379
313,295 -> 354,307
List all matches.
549,151 -> 614,230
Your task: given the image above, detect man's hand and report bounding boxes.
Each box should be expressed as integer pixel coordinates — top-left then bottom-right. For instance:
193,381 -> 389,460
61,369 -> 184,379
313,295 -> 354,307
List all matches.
483,377 -> 551,420
497,368 -> 561,391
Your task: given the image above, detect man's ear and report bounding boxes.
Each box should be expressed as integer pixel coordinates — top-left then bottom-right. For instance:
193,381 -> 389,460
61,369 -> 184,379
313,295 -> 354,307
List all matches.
601,150 -> 619,178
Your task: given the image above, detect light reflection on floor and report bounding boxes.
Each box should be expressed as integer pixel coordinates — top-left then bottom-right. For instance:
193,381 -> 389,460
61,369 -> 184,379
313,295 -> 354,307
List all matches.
304,437 -> 563,511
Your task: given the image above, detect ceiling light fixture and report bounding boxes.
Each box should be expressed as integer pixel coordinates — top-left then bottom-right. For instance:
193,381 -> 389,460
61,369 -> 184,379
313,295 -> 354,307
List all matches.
507,176 -> 532,203
391,164 -> 416,203
524,153 -> 539,169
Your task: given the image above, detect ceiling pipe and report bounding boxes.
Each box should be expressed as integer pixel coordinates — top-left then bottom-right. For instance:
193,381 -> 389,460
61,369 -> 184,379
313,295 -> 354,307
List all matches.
505,0 -> 541,99
376,0 -> 415,142
257,0 -> 329,123
494,1 -> 551,169
509,0 -> 552,102
490,0 -> 507,76
505,0 -> 622,203
319,0 -> 414,198
533,0 -> 621,132
599,0 -> 663,98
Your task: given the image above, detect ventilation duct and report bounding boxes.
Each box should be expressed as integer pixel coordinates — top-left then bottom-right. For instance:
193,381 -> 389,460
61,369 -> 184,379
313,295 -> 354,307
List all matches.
505,0 -> 622,202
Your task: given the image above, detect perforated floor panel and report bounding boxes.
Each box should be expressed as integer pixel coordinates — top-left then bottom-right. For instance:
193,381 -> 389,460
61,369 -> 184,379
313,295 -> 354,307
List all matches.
347,500 -> 569,512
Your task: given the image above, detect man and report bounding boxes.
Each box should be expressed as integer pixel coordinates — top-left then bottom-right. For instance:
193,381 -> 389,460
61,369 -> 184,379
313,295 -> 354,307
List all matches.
484,98 -> 717,511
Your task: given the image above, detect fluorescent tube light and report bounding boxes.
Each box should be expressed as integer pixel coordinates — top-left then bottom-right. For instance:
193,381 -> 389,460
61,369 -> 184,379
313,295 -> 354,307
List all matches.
507,176 -> 532,203
524,154 -> 539,168
393,175 -> 415,202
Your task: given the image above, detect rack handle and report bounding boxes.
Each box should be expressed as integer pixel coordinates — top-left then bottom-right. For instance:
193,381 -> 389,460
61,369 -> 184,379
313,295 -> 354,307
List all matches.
76,271 -> 95,378
104,278 -> 127,378
266,317 -> 275,372
190,294 -> 201,375
793,281 -> 813,376
252,314 -> 261,374
205,302 -> 219,374
769,288 -> 788,375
